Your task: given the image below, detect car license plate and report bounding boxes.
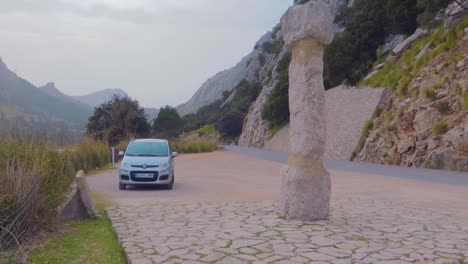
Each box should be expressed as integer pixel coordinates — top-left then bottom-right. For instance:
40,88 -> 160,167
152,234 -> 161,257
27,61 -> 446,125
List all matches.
135,173 -> 154,178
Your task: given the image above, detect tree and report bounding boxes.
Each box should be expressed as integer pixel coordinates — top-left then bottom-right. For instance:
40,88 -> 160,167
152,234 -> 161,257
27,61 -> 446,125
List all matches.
262,52 -> 291,127
153,106 -> 183,138
87,96 -> 150,145
181,79 -> 261,139
417,0 -> 450,27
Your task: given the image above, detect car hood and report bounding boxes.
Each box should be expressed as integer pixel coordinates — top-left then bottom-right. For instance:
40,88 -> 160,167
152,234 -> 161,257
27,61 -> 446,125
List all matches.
122,156 -> 170,166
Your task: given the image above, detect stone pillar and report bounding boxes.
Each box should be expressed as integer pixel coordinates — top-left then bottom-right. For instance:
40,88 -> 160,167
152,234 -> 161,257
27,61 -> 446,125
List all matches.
280,1 -> 334,221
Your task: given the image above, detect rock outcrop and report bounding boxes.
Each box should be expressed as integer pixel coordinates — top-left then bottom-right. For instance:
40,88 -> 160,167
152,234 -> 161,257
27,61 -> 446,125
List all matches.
176,1 -> 351,117
357,28 -> 468,172
176,55 -> 250,116
238,87 -> 272,147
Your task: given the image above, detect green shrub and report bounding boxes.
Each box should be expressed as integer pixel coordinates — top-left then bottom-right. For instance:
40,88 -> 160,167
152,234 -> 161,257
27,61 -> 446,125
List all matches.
412,90 -> 419,101
436,102 -> 450,115
170,141 -> 218,154
197,124 -> 217,135
262,53 -> 291,127
373,107 -> 383,118
423,87 -> 436,101
0,133 -> 110,241
463,92 -> 468,110
355,120 -> 374,154
432,121 -> 448,135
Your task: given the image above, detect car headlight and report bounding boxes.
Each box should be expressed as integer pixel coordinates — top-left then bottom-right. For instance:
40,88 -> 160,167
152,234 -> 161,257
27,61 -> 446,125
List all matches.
160,162 -> 168,168
122,162 -> 131,168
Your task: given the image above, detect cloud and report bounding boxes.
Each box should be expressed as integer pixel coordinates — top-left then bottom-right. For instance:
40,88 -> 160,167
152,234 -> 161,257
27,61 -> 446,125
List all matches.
58,0 -> 197,12
0,0 -> 292,108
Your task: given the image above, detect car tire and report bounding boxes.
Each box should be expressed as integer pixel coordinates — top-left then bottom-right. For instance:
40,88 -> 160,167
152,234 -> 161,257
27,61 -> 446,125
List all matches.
166,173 -> 174,190
119,183 -> 126,190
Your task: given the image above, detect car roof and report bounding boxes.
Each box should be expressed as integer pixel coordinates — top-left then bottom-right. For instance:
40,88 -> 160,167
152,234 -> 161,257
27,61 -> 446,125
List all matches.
131,138 -> 167,143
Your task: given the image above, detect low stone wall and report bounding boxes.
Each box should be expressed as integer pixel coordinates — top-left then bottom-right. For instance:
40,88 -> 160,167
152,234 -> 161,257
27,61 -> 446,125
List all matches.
264,86 -> 386,161
57,170 -> 99,221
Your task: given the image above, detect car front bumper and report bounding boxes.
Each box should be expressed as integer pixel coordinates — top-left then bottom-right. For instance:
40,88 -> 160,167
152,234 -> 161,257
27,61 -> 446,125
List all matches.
119,170 -> 172,185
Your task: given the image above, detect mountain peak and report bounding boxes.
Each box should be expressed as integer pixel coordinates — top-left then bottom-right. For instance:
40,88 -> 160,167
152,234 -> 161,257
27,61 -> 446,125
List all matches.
38,81 -> 66,98
44,82 -> 56,89
0,57 -> 7,71
72,88 -> 129,108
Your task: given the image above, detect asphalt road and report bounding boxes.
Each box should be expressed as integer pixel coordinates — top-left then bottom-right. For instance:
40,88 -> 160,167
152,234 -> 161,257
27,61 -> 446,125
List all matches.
223,145 -> 468,187
88,149 -> 468,216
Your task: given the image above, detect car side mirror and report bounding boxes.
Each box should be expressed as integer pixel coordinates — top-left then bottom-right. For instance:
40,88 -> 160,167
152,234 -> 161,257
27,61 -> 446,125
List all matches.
171,152 -> 178,158
119,151 -> 125,157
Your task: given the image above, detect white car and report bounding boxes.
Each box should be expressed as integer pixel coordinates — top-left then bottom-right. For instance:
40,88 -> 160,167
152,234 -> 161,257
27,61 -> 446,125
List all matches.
118,139 -> 177,190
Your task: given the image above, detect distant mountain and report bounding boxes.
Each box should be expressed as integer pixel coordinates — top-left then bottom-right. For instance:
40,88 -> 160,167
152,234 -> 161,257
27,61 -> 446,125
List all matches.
73,89 -> 128,108
38,82 -> 93,110
176,55 -> 250,116
144,108 -> 159,122
0,57 -> 92,126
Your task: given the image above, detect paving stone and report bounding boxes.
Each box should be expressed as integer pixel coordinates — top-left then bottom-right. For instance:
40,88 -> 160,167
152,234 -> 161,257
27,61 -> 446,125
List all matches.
200,253 -> 225,262
107,199 -> 468,264
301,252 -> 335,261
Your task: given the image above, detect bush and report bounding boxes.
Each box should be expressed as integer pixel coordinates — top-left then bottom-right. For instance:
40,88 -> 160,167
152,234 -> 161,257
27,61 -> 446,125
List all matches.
182,79 -> 261,139
0,133 -> 110,252
355,120 -> 374,154
432,121 -> 448,135
423,87 -> 436,101
170,141 -> 218,154
262,53 -> 291,127
463,92 -> 468,110
436,102 -> 450,115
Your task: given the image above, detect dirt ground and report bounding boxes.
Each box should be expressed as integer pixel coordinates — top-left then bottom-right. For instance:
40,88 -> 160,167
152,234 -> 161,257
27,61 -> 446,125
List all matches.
87,150 -> 468,216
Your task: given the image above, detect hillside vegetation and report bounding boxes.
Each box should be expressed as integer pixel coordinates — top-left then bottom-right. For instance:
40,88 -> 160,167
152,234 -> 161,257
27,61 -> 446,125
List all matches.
182,80 -> 262,139
355,16 -> 468,171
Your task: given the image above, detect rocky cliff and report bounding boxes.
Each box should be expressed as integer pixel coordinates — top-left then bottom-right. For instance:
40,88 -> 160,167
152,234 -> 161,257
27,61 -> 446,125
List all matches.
356,19 -> 468,172
176,0 -> 351,117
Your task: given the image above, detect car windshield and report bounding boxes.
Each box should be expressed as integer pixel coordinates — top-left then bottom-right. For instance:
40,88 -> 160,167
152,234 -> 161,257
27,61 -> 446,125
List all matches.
125,141 -> 169,157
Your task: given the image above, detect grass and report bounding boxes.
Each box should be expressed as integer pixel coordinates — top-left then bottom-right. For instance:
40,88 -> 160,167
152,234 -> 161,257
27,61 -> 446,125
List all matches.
435,101 -> 450,115
362,16 -> 468,91
373,107 -> 383,118
0,135 -> 110,212
28,213 -> 125,264
347,236 -> 369,242
28,182 -> 123,264
196,124 -> 217,136
432,121 -> 448,136
464,92 -> 468,110
0,132 -> 111,262
355,120 -> 374,156
423,87 -> 436,101
268,125 -> 284,139
170,141 -> 218,154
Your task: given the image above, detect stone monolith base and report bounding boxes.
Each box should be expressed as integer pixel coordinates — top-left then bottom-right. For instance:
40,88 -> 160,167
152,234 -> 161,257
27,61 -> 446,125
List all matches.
280,161 -> 330,221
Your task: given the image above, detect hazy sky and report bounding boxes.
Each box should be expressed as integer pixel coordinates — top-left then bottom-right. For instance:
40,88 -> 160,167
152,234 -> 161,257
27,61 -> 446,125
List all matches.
0,0 -> 292,108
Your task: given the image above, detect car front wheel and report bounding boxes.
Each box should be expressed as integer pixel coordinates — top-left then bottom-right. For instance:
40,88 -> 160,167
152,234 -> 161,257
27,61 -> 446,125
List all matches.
166,173 -> 174,190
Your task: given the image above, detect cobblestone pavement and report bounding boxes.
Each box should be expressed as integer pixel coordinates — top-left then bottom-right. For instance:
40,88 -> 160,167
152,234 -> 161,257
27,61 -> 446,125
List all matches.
107,198 -> 468,264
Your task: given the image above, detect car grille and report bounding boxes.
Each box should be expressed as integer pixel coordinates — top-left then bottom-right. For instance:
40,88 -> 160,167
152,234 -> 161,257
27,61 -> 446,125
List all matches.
130,171 -> 159,182
131,165 -> 159,168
